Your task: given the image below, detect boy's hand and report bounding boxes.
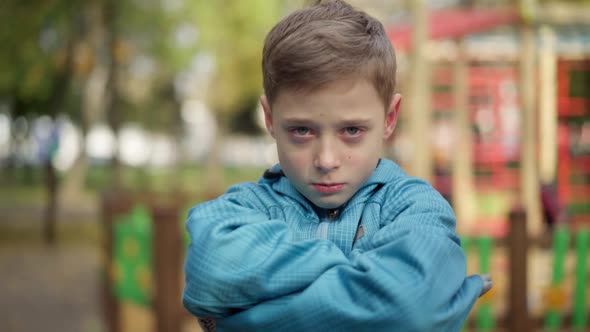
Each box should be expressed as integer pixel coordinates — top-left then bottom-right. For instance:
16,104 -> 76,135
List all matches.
198,317 -> 216,332
479,274 -> 493,297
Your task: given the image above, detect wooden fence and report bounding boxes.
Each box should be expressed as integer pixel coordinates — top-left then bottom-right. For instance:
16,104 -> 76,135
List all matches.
101,192 -> 588,332
101,189 -> 186,332
464,207 -> 589,331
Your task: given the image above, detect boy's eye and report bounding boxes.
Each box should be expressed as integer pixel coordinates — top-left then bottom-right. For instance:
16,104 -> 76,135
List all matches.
344,127 -> 362,136
291,127 -> 311,136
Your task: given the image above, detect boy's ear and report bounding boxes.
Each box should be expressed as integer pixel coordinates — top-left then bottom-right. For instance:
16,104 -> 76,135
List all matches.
384,93 -> 402,139
260,95 -> 275,138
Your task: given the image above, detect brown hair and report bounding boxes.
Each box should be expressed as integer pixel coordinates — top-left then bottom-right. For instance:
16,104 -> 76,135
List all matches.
262,0 -> 396,109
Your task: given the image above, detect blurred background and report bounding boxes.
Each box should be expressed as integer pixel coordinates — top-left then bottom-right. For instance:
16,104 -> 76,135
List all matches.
0,0 -> 588,331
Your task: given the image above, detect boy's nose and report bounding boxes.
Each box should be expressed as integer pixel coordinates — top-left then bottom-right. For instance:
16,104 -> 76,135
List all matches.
313,140 -> 340,172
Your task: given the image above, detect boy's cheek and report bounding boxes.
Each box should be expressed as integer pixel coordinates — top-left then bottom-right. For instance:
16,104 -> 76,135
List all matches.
278,149 -> 310,169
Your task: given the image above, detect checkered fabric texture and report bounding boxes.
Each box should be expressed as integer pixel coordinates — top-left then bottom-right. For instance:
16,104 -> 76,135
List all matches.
183,159 -> 484,331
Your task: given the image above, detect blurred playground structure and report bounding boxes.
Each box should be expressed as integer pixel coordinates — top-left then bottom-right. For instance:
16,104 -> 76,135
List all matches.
0,0 -> 589,331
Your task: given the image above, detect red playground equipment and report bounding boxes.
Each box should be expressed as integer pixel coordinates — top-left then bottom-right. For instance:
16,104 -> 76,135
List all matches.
557,59 -> 590,230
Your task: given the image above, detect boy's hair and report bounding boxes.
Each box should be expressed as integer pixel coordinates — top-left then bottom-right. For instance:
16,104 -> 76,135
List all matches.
262,0 -> 396,109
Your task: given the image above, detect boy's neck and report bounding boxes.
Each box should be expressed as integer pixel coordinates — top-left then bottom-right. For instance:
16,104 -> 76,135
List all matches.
312,204 -> 345,221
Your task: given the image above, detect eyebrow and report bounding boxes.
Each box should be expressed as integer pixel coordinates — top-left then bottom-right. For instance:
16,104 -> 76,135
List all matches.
281,118 -> 373,127
338,119 -> 373,127
281,118 -> 315,126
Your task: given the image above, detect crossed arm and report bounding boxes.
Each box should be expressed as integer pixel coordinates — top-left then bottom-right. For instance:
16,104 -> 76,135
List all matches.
183,184 -> 485,331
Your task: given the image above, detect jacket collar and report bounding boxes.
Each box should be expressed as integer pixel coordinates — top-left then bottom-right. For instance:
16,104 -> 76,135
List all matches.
259,158 -> 401,211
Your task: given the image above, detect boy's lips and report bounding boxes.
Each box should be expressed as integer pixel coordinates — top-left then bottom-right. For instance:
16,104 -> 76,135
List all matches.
312,183 -> 344,194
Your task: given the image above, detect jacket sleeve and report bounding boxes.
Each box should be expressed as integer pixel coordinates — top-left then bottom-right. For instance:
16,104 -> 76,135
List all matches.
215,180 -> 484,332
182,184 -> 352,318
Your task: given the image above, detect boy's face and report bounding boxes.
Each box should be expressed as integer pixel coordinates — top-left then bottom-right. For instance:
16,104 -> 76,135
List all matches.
261,79 -> 401,209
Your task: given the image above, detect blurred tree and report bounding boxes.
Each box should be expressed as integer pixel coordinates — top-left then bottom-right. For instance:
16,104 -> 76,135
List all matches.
0,0 -> 203,241
62,0 -> 203,193
188,0 -> 281,194
0,0 -> 85,244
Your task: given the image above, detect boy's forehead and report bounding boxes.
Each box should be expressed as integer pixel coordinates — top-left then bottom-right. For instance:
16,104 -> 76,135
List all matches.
272,78 -> 379,106
270,79 -> 386,118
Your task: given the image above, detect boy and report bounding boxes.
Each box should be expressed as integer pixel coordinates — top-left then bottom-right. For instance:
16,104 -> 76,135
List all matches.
183,1 -> 492,331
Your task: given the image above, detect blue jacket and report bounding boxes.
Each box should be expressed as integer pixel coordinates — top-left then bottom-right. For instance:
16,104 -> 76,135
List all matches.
183,159 -> 483,331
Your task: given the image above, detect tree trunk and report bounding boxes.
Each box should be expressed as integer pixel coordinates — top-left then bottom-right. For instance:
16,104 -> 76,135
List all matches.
105,0 -> 122,190
43,160 -> 58,244
42,10 -> 76,245
61,5 -> 109,203
60,151 -> 90,201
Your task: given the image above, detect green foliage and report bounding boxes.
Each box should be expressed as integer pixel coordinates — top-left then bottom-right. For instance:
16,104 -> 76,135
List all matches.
0,0 -> 79,116
191,0 -> 281,120
1,0 -> 284,133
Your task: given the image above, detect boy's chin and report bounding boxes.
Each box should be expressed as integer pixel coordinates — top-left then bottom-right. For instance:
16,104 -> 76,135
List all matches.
310,196 -> 348,210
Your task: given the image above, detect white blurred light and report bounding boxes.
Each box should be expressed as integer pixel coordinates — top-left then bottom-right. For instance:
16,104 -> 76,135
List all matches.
118,124 -> 151,167
432,121 -> 454,153
86,124 -> 116,160
264,142 -> 279,166
54,119 -> 81,172
32,115 -> 53,142
148,134 -> 177,167
174,53 -> 215,100
181,99 -> 216,161
0,113 -> 10,145
181,99 -> 208,124
13,117 -> 29,140
475,108 -> 495,138
191,53 -> 215,75
22,138 -> 37,164
129,55 -> 156,80
500,105 -> 520,160
31,115 -> 57,164
0,113 -> 10,159
221,136 -> 277,167
162,0 -> 184,12
175,23 -> 199,49
501,105 -> 520,135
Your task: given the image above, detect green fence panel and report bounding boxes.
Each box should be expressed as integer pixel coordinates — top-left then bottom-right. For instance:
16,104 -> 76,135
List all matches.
545,225 -> 570,330
113,204 -> 153,306
476,236 -> 495,331
573,229 -> 589,329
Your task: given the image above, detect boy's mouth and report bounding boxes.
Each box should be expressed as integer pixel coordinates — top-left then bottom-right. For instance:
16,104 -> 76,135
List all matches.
312,183 -> 344,194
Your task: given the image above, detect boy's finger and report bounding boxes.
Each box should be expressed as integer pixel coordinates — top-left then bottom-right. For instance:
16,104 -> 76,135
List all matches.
478,274 -> 493,297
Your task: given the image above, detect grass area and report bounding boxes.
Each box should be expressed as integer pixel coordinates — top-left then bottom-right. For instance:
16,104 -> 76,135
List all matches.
82,164 -> 266,201
0,219 -> 102,248
0,185 -> 47,207
0,164 -> 266,204
0,164 -> 267,247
